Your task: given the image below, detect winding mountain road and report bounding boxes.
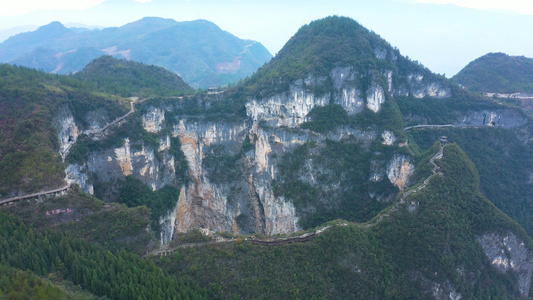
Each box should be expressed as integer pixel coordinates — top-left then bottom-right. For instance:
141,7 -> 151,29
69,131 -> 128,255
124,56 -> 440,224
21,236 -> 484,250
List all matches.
399,144 -> 444,202
404,124 -> 455,131
0,184 -> 71,206
3,97 -> 147,205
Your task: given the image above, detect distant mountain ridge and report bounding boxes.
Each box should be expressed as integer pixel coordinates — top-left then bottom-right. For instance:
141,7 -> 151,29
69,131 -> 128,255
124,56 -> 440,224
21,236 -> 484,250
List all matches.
0,17 -> 272,88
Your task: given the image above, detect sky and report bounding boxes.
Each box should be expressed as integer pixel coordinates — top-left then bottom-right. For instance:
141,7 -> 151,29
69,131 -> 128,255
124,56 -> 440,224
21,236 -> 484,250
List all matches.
1,0 -> 532,77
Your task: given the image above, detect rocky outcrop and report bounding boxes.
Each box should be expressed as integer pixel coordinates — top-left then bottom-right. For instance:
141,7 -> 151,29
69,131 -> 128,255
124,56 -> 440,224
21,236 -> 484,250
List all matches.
142,107 -> 165,133
455,109 -> 528,129
406,73 -> 451,99
387,154 -> 415,190
431,281 -> 462,300
53,106 -> 80,159
478,232 -> 533,296
381,130 -> 397,146
366,83 -> 386,113
331,67 -> 364,115
65,164 -> 94,195
85,138 -> 175,197
159,196 -> 181,244
246,82 -> 329,127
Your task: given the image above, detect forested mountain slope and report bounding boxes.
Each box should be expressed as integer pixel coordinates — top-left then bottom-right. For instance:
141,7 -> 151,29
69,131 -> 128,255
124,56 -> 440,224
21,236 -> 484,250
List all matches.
453,52 -> 533,114
453,52 -> 533,94
73,55 -> 194,97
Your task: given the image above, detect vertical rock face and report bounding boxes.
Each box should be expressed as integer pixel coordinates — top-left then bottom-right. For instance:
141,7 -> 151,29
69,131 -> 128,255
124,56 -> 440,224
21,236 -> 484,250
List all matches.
173,120 -> 234,233
455,109 -> 528,129
114,138 -> 134,177
366,83 -> 386,113
142,107 -> 165,133
53,107 -> 80,159
478,232 -> 533,296
387,154 -> 414,190
159,197 -> 181,245
172,119 -> 299,235
331,67 -> 364,115
83,137 -> 175,200
246,82 -> 329,127
65,164 -> 94,195
407,73 -> 452,99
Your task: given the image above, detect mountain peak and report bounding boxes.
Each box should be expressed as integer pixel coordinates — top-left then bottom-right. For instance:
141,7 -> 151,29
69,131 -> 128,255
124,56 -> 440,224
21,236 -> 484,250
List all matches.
249,16 -> 397,82
37,21 -> 69,34
246,15 -> 442,99
74,55 -> 194,97
121,16 -> 178,30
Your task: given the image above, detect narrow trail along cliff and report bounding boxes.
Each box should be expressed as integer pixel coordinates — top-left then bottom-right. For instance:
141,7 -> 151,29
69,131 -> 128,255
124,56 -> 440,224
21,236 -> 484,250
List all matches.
2,97 -> 148,204
364,143 -> 445,228
399,143 -> 444,202
0,184 -> 72,206
144,144 -> 445,255
145,226 -> 333,257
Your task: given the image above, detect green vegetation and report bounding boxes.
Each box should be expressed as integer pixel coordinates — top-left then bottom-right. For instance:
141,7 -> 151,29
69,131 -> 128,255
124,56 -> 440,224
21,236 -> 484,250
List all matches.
2,189 -> 155,254
73,56 -> 194,97
0,211 -> 207,300
301,104 -> 350,132
0,264 -> 73,300
453,52 -> 533,93
118,176 -> 181,234
170,136 -> 189,182
273,139 -> 397,229
410,127 -> 533,238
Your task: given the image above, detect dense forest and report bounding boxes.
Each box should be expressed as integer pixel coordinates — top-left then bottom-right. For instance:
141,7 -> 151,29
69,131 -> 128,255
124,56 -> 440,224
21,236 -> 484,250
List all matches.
73,56 -> 194,98
0,211 -> 207,299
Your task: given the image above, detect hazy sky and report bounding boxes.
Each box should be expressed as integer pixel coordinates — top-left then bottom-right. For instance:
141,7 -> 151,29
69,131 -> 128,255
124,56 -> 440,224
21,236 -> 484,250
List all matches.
1,0 -> 532,77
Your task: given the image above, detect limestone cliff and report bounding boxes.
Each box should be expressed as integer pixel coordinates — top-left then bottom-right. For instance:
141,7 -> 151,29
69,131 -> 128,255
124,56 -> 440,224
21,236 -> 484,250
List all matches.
478,232 -> 533,296
53,106 -> 80,159
52,15 -> 476,244
55,64 -> 442,242
455,109 -> 528,129
387,154 -> 415,191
